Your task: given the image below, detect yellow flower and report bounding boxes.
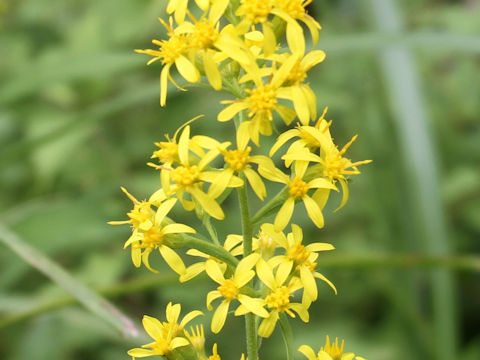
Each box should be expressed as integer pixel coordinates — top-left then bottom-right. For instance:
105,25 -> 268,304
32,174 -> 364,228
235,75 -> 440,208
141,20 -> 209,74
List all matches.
273,0 -> 322,53
128,302 -> 202,359
206,253 -> 268,333
174,9 -> 256,89
185,324 -> 206,358
259,158 -> 337,230
123,198 -> 195,274
281,114 -> 371,211
254,258 -> 309,337
135,18 -> 199,106
108,187 -> 154,230
153,124 -> 241,220
209,122 -> 271,200
268,224 -> 336,301
298,336 -> 367,360
208,343 -> 221,360
217,54 -> 301,145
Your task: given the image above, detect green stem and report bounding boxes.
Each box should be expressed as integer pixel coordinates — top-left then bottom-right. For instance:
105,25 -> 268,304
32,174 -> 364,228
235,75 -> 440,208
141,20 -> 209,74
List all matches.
202,216 -> 220,246
250,186 -> 288,225
168,234 -> 238,268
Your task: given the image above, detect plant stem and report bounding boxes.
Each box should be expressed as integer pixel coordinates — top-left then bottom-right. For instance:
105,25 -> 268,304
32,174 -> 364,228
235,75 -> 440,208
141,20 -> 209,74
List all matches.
176,234 -> 238,268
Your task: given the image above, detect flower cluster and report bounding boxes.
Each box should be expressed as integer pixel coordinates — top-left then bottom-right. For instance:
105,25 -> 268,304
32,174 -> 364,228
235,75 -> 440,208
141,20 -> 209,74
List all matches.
115,1 -> 370,359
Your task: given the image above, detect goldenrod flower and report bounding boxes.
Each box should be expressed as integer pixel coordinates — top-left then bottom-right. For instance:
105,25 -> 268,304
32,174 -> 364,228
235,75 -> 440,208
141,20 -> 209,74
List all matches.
217,55 -> 301,145
282,115 -> 371,211
206,253 -> 268,333
123,198 -> 195,274
268,224 -> 336,301
259,159 -> 337,230
298,336 -> 367,360
155,124 -> 241,220
108,187 -> 154,230
273,0 -> 322,54
208,343 -> 222,360
128,302 -> 202,359
209,122 -> 271,199
185,324 -> 206,358
135,18 -> 199,106
254,258 -> 309,337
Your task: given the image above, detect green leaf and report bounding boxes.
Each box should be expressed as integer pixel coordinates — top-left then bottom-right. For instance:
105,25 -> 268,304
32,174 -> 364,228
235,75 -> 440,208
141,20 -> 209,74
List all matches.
278,313 -> 294,360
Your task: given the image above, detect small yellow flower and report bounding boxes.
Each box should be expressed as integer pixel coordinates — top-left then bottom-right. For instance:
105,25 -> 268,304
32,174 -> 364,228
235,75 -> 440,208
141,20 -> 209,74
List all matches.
123,198 -> 195,274
268,224 -> 336,301
254,258 -> 309,337
166,0 -> 211,24
281,115 -> 371,211
185,324 -> 206,358
206,253 -> 268,333
259,159 -> 337,230
217,54 -> 301,145
128,302 -> 202,359
298,336 -> 367,360
210,122 -> 271,200
135,18 -> 199,106
108,187 -> 154,230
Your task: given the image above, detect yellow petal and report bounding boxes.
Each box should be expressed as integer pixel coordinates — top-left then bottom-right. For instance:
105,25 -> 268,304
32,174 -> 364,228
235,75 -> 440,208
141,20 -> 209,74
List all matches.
159,245 -> 186,275
142,249 -> 158,273
312,188 -> 331,210
272,53 -> 300,88
211,300 -> 230,333
237,295 -> 269,318
160,64 -> 171,106
301,50 -> 326,70
170,337 -> 190,349
175,55 -> 200,83
274,197 -> 295,231
142,315 -> 164,340
205,259 -> 226,285
287,21 -> 305,55
203,51 -> 222,90
128,348 -> 155,357
258,312 -> 279,338
262,22 -> 276,56
179,310 -> 204,329
303,196 -> 324,229
178,125 -> 190,165
206,290 -> 222,310
162,223 -> 196,235
298,345 -> 317,360
244,168 -> 266,200
207,169 -> 234,199
256,258 -> 276,290
270,129 -> 298,157
289,303 -> 309,322
217,102 -> 249,122
180,262 -> 205,282
308,178 -> 338,191
190,187 -> 225,220
314,271 -> 337,295
155,198 -> 177,225
209,0 -> 229,23
276,260 -> 293,286
334,178 -> 350,212
291,86 -> 310,125
300,266 -> 317,301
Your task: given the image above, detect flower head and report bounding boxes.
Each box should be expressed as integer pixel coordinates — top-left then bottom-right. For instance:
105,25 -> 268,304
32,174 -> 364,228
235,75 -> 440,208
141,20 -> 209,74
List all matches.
298,336 -> 367,360
128,302 -> 203,360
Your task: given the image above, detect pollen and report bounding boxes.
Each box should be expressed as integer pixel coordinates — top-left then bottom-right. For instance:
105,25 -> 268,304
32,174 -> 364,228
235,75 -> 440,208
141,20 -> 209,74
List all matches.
224,147 -> 251,171
127,201 -> 153,228
190,19 -> 219,49
238,0 -> 272,23
142,226 -> 164,247
265,286 -> 291,311
246,85 -> 277,120
275,0 -> 311,19
153,35 -> 188,64
151,338 -> 171,354
321,154 -> 351,180
171,165 -> 200,186
286,242 -> 310,264
218,279 -> 239,300
152,141 -> 178,164
288,177 -> 309,199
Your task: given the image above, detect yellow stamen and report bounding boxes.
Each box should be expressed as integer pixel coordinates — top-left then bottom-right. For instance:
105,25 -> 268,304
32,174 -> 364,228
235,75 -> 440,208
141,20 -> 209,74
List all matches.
246,85 -> 278,120
218,279 -> 239,300
171,165 -> 200,186
224,147 -> 251,171
265,286 -> 290,311
286,242 -> 310,264
288,176 -> 309,199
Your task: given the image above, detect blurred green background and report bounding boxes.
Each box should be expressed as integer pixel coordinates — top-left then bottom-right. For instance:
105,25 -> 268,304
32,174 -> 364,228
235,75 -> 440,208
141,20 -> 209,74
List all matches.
1,0 -> 479,359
